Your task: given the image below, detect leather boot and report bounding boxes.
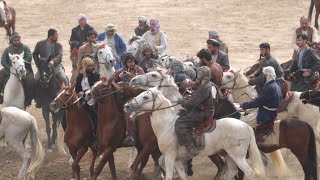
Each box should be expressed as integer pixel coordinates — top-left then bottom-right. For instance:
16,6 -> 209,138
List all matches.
122,112 -> 136,147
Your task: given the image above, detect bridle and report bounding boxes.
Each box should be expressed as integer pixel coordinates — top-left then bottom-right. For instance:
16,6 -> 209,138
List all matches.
53,89 -> 83,109
98,50 -> 114,68
10,59 -> 26,82
90,81 -> 123,100
142,71 -> 171,88
222,70 -> 253,100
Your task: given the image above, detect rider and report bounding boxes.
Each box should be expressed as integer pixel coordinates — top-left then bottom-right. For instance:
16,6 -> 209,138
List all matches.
72,30 -> 98,84
33,29 -> 69,108
138,43 -> 159,72
75,56 -> 100,133
134,16 -> 150,37
69,14 -> 94,77
175,66 -> 215,156
249,43 -> 286,98
142,18 -> 167,55
97,23 -> 126,70
168,60 -> 195,90
0,33 -> 35,107
207,39 -> 230,71
0,0 -> 7,25
286,34 -> 320,91
240,66 -> 282,141
208,29 -> 228,54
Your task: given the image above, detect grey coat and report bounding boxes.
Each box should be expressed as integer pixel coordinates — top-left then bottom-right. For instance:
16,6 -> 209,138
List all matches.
216,51 -> 230,71
33,40 -> 63,69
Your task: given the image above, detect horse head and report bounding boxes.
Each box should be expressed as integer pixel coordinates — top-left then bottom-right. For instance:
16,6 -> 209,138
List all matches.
50,85 -> 77,112
127,37 -> 146,60
221,69 -> 242,89
158,55 -> 176,69
300,90 -> 320,106
130,69 -> 169,89
9,52 -> 26,79
39,61 -> 54,88
97,44 -> 116,67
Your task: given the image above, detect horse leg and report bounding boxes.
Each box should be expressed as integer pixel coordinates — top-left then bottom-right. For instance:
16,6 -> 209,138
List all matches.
316,9 -> 320,30
42,108 -> 52,150
89,146 -> 98,178
93,148 -> 116,180
136,153 -> 150,179
130,146 -> 150,179
10,141 -> 31,180
51,111 -> 58,146
71,146 -> 88,180
208,154 -> 225,180
151,150 -> 162,179
173,160 -> 187,180
164,154 -> 176,180
222,156 -> 239,180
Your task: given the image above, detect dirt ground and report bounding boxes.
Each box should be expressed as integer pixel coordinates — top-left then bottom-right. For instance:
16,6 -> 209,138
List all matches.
0,0 -> 317,179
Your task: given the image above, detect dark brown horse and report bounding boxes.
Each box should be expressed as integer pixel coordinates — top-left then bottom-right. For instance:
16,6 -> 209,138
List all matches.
218,97 -> 318,180
300,89 -> 320,106
244,59 -> 293,77
309,0 -> 320,30
50,86 -> 98,180
0,5 -> 16,37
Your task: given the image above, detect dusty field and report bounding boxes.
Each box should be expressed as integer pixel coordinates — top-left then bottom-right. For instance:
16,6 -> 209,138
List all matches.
0,0 -> 317,179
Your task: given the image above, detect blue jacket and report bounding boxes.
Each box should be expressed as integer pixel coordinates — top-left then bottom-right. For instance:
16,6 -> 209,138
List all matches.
241,80 -> 282,124
96,32 -> 126,69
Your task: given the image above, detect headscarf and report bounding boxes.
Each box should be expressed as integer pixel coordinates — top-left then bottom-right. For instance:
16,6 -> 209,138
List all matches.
208,29 -> 219,37
82,57 -> 95,77
77,13 -> 87,22
138,16 -> 148,22
149,18 -> 160,35
105,23 -> 116,32
262,66 -> 276,84
170,60 -> 185,74
121,52 -> 138,68
196,66 -> 211,81
10,32 -> 21,41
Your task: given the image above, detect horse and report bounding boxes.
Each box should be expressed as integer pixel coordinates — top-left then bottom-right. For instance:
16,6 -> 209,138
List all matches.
243,59 -> 293,77
0,107 -> 44,180
37,61 -> 63,151
96,44 -> 116,79
309,0 -> 320,30
300,89 -> 320,106
0,5 -> 16,38
124,87 -> 266,180
127,36 -> 147,62
50,85 -> 98,180
3,52 -> 26,110
222,69 -> 320,142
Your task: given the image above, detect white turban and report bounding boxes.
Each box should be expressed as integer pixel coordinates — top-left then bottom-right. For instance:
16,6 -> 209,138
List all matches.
77,13 -> 87,22
208,29 -> 219,36
105,23 -> 116,32
138,16 -> 148,22
262,66 -> 276,84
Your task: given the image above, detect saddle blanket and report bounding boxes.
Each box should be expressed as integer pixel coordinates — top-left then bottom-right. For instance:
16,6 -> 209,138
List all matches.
192,114 -> 216,150
256,120 -> 280,147
277,91 -> 294,112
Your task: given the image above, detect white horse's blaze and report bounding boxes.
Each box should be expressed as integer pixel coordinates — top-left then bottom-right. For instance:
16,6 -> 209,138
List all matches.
97,44 -> 115,78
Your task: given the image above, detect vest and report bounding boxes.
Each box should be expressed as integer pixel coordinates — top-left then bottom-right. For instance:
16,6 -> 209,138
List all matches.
144,31 -> 162,46
296,27 -> 313,42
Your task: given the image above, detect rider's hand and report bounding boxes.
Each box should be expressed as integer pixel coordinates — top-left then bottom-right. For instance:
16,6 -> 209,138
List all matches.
49,60 -> 54,65
303,71 -> 311,77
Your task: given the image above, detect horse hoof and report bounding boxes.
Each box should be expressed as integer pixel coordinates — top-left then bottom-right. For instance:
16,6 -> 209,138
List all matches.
47,149 -> 53,153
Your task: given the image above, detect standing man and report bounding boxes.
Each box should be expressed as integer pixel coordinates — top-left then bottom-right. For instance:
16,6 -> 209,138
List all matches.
249,43 -> 285,97
69,14 -> 94,76
286,34 -> 320,91
33,29 -> 69,107
97,23 -> 126,70
292,16 -> 318,52
208,29 -> 228,54
207,39 -> 230,71
142,18 -> 167,55
134,16 -> 150,37
0,33 -> 35,107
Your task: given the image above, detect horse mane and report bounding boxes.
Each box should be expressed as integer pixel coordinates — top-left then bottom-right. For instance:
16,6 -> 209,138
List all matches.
216,97 -> 241,119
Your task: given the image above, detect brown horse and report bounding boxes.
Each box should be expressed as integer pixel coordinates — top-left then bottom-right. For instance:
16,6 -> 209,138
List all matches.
218,98 -> 318,180
50,86 -> 98,180
0,6 -> 16,37
309,0 -> 320,30
244,59 -> 293,77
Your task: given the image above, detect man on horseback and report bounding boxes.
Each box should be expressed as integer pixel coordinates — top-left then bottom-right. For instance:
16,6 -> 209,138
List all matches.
138,43 -> 159,72
286,34 -> 320,91
240,66 -> 282,141
33,29 -> 69,108
0,33 -> 35,107
72,30 -> 98,84
175,66 -> 215,156
0,0 -> 7,25
207,39 -> 230,71
69,14 -> 94,76
134,16 -> 150,37
249,43 -> 286,98
208,29 -> 228,54
142,18 -> 167,55
167,60 -> 195,91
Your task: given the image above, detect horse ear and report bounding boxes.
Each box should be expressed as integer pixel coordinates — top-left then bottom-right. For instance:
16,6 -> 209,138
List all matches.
8,53 -> 14,61
20,51 -> 24,58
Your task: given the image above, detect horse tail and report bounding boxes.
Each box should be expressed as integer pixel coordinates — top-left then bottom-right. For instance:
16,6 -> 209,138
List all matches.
309,0 -> 315,22
27,115 -> 45,179
247,126 -> 266,179
269,150 -> 289,176
56,123 -> 67,155
307,123 -> 318,180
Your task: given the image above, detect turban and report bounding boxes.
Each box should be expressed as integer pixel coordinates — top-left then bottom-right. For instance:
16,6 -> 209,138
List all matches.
77,13 -> 87,22
259,42 -> 270,49
105,23 -> 116,32
149,18 -> 160,35
207,39 -> 220,47
138,16 -> 148,22
208,29 -> 219,36
82,57 -> 95,76
10,32 -> 21,41
262,66 -> 276,84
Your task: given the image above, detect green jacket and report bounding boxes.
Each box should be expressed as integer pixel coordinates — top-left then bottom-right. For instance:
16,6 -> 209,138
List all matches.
1,44 -> 32,70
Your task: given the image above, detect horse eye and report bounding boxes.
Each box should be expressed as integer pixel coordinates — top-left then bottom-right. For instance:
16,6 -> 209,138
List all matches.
152,74 -> 157,77
99,51 -> 102,54
143,96 -> 149,100
227,75 -> 232,78
162,59 -> 164,61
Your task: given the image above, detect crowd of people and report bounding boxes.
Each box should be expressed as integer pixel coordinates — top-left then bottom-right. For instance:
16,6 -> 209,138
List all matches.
1,9 -> 320,155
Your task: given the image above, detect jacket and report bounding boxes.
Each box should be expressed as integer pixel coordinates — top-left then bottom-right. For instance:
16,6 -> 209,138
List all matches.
1,44 -> 33,71
75,72 -> 100,93
69,24 -> 94,50
33,40 -> 63,69
216,51 -> 230,71
96,32 -> 126,57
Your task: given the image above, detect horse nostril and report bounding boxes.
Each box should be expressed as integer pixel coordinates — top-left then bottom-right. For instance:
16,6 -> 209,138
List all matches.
125,105 -> 130,109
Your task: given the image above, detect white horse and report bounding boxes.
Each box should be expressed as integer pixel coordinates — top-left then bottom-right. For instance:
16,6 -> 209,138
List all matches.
158,55 -> 177,69
3,52 -> 26,110
127,36 -> 147,62
0,107 -> 45,179
124,87 -> 266,180
96,44 -> 115,79
222,70 -> 320,142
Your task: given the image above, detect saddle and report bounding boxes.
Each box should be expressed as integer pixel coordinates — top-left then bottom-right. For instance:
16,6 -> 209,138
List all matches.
192,113 -> 216,150
277,91 -> 294,112
254,121 -> 274,143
